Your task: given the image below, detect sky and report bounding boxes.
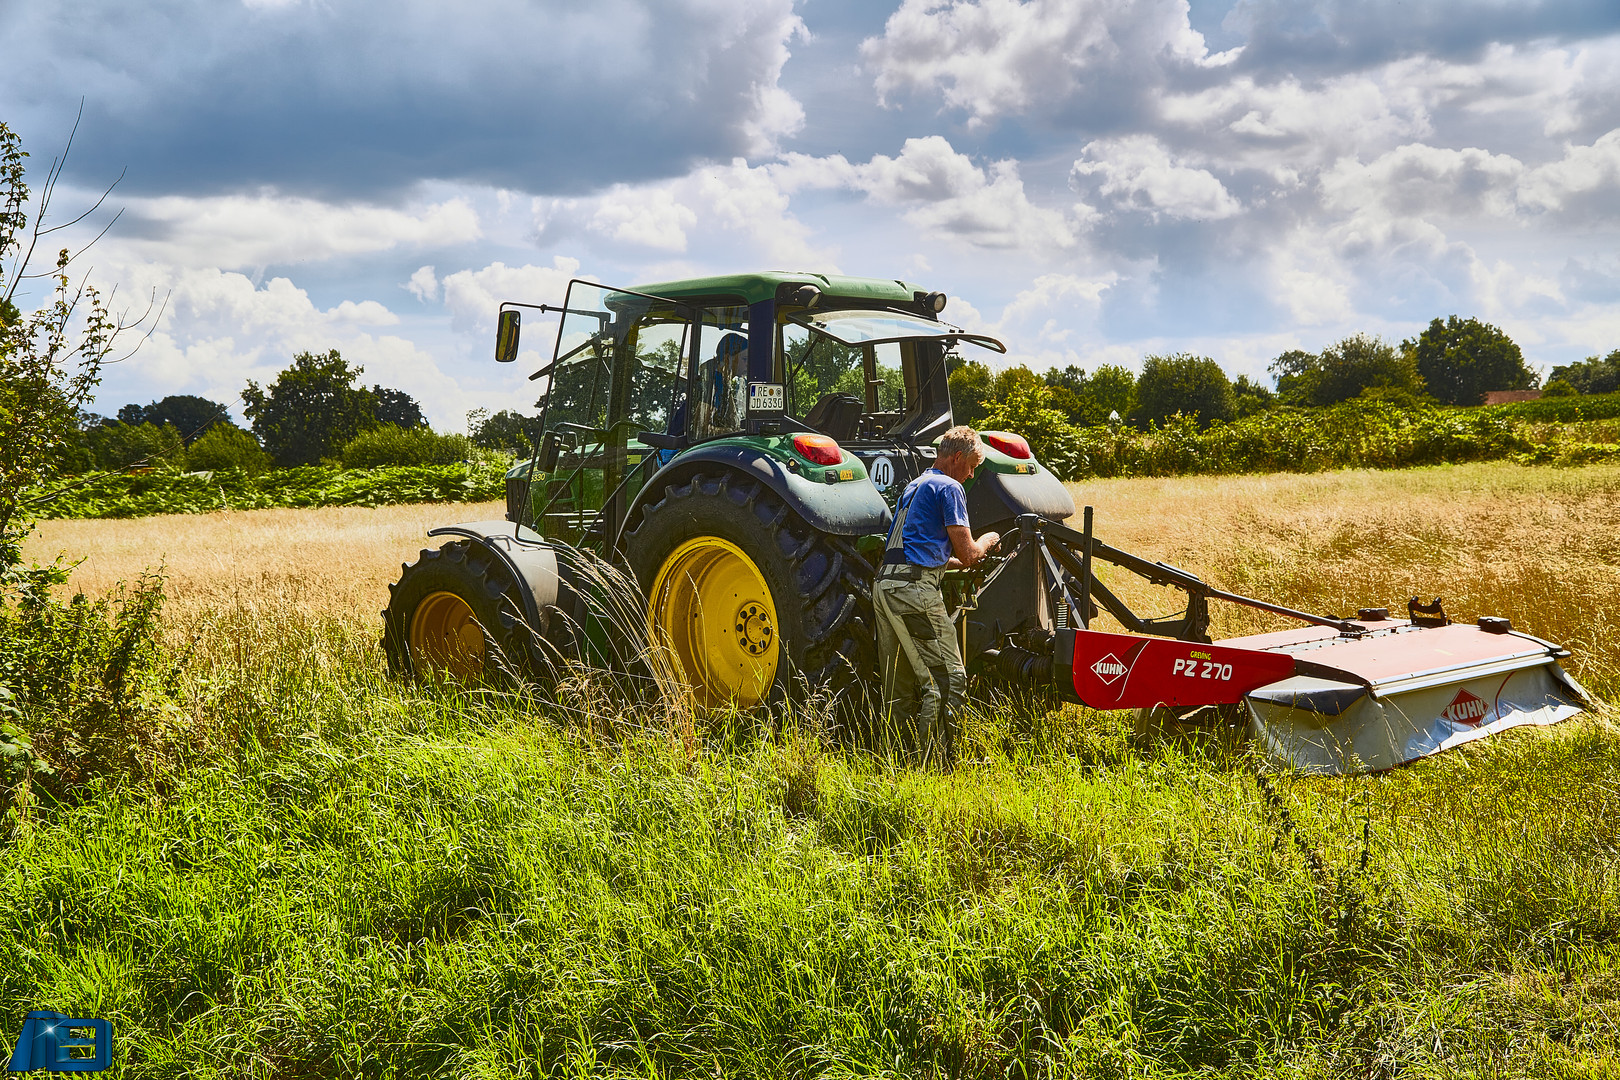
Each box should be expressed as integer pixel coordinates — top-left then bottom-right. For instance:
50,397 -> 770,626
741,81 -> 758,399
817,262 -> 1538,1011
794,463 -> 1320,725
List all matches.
4,0 -> 1619,431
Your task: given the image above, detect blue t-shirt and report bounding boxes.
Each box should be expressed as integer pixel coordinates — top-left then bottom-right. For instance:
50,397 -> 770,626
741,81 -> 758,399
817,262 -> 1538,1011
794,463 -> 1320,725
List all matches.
889,469 -> 969,567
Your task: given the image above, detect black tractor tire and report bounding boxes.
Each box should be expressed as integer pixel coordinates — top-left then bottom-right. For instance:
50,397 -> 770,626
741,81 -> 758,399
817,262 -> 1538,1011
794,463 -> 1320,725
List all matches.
383,539 -> 536,683
623,470 -> 877,729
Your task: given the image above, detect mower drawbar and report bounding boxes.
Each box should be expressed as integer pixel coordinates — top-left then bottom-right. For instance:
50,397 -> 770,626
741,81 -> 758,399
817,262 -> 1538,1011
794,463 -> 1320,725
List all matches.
987,512 -> 1587,775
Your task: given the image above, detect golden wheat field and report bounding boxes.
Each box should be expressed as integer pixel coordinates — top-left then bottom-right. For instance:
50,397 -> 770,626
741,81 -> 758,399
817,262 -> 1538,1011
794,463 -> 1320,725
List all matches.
25,461 -> 1620,698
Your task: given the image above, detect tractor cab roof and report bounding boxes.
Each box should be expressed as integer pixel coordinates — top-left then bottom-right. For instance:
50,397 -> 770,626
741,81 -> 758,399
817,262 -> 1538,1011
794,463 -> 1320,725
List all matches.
631,271 -> 925,307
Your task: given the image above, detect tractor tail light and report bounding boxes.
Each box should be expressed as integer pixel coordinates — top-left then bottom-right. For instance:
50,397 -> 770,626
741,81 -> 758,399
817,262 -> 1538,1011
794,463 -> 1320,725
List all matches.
792,433 -> 843,466
983,431 -> 1031,459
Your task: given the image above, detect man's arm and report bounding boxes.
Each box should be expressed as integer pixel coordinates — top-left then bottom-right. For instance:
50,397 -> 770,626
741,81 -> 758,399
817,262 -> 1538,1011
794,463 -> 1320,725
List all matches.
945,524 -> 1000,569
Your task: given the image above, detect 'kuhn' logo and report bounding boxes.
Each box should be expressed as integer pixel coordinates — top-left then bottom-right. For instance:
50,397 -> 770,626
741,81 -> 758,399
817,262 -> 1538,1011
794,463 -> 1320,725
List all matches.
1443,688 -> 1491,727
1091,653 -> 1128,685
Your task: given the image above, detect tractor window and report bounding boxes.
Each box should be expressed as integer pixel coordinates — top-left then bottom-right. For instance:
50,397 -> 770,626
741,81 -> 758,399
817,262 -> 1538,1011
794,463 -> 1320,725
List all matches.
780,321 -> 905,437
689,305 -> 751,441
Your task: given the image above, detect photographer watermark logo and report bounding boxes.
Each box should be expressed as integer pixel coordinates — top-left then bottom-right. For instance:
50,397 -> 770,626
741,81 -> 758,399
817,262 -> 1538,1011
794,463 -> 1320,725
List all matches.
5,1012 -> 111,1073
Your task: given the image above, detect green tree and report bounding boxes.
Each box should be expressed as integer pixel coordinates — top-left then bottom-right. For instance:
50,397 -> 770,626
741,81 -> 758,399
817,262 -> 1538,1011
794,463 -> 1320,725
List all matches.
242,350 -> 378,466
1548,350 -> 1620,396
186,422 -> 271,473
1042,363 -> 1136,426
1232,374 -> 1275,418
117,394 -> 233,444
0,120 -> 119,556
1270,335 -> 1425,406
469,408 -> 540,454
372,385 -> 425,428
1134,353 -> 1235,428
980,375 -> 1079,476
1084,365 -> 1137,425
947,358 -> 992,427
85,421 -> 186,471
1406,315 -> 1537,405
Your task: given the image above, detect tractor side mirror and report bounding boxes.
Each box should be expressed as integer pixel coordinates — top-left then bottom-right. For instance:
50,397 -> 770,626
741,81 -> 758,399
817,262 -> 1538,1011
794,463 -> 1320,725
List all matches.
536,431 -> 560,472
496,309 -> 521,363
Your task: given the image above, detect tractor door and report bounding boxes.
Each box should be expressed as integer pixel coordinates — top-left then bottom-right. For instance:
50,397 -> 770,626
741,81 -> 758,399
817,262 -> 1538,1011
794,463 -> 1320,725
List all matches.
524,280 -> 690,549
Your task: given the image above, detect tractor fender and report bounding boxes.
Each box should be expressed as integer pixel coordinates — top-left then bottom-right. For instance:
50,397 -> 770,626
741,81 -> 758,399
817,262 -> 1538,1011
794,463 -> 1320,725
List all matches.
428,520 -> 561,627
967,464 -> 1076,528
624,443 -> 893,541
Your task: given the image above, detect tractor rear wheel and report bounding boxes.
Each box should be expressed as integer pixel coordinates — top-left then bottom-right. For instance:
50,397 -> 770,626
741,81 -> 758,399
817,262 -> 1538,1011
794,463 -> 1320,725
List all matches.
624,471 -> 875,720
383,540 -> 531,682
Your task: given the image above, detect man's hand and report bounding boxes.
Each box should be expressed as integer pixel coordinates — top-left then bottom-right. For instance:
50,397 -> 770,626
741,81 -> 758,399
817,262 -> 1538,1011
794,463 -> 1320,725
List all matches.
946,526 -> 1000,568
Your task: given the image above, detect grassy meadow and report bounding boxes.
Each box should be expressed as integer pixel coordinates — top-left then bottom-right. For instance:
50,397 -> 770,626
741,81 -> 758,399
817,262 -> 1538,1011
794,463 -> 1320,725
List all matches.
8,462 -> 1620,1077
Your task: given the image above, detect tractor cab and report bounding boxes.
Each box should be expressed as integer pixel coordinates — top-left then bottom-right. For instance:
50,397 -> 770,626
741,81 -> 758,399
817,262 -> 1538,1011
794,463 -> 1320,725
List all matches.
495,272 -> 1023,553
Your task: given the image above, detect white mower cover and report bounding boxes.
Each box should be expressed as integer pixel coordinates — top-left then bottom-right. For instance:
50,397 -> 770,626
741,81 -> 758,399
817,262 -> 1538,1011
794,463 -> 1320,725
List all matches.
1228,621 -> 1587,775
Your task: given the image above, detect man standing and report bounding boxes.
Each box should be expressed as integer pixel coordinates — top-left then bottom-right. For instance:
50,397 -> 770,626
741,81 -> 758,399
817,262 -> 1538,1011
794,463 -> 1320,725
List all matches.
874,425 -> 1000,765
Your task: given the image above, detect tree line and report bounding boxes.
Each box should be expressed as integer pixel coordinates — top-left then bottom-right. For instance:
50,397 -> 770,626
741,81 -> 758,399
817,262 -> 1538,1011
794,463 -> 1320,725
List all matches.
950,316 -> 1616,433
59,350 -> 538,475
49,313 -> 1620,479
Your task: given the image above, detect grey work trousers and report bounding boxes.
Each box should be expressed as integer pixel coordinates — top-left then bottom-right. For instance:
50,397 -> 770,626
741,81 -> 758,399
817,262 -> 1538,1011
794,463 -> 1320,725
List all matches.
873,565 -> 965,762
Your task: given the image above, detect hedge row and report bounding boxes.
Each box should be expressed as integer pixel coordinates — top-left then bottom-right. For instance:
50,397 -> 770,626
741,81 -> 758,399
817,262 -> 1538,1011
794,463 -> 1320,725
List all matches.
34,462 -> 507,520
1017,398 -> 1620,481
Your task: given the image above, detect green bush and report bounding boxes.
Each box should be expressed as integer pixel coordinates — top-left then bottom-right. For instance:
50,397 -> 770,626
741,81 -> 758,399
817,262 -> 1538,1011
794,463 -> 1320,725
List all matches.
1035,398 -> 1533,481
186,422 -> 271,473
340,424 -> 472,468
1483,389 -> 1620,423
32,461 -> 507,519
980,377 -> 1083,477
0,565 -> 181,803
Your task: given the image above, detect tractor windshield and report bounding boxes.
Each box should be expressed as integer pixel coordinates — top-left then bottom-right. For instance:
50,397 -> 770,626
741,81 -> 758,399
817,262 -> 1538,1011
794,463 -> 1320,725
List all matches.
788,308 -> 1006,353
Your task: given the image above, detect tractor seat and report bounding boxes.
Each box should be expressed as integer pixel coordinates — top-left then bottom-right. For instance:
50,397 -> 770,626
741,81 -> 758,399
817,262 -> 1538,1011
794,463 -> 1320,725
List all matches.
804,392 -> 863,442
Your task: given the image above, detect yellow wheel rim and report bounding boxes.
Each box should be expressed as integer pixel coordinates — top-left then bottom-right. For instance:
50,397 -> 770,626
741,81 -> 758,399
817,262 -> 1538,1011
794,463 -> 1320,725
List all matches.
648,537 -> 780,708
408,590 -> 487,681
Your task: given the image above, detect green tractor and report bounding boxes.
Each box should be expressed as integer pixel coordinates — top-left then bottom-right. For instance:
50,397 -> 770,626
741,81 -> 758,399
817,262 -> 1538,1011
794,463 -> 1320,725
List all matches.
383,271 -> 1075,714
382,270 -> 1591,772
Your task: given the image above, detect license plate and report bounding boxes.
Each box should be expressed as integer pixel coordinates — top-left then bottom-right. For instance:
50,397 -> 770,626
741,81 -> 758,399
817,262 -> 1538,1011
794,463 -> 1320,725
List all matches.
748,382 -> 785,412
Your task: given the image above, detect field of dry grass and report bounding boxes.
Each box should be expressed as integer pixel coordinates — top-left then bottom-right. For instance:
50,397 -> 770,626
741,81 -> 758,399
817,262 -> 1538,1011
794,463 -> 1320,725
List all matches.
24,500 -> 507,628
26,461 -> 1619,696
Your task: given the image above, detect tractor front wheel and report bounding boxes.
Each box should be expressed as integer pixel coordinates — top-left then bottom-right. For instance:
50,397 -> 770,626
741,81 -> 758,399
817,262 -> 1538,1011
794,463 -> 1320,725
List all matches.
625,471 -> 875,719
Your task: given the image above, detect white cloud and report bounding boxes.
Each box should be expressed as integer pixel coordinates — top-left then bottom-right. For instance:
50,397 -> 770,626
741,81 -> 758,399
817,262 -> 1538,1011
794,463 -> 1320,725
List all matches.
14,0 -> 810,200
586,187 -> 699,252
81,263 -> 491,428
1073,136 -> 1242,220
977,272 -> 1119,370
862,0 -> 1214,125
779,137 -> 1085,251
1320,143 -> 1524,221
1520,129 -> 1620,216
406,265 -> 440,303
537,159 -> 832,268
439,257 -> 583,335
109,193 -> 481,269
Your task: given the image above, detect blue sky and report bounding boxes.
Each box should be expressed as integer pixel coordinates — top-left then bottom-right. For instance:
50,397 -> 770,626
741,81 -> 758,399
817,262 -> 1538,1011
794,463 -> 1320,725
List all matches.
5,0 -> 1619,429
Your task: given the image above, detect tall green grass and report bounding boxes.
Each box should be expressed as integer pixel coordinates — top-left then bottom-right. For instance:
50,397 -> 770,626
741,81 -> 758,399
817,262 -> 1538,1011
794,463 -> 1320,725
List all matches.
2,605 -> 1616,1077
6,466 -> 1618,1077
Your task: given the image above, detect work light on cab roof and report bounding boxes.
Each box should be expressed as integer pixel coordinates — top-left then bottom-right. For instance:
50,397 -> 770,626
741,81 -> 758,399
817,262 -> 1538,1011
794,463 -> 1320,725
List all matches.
383,269 -> 1587,775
